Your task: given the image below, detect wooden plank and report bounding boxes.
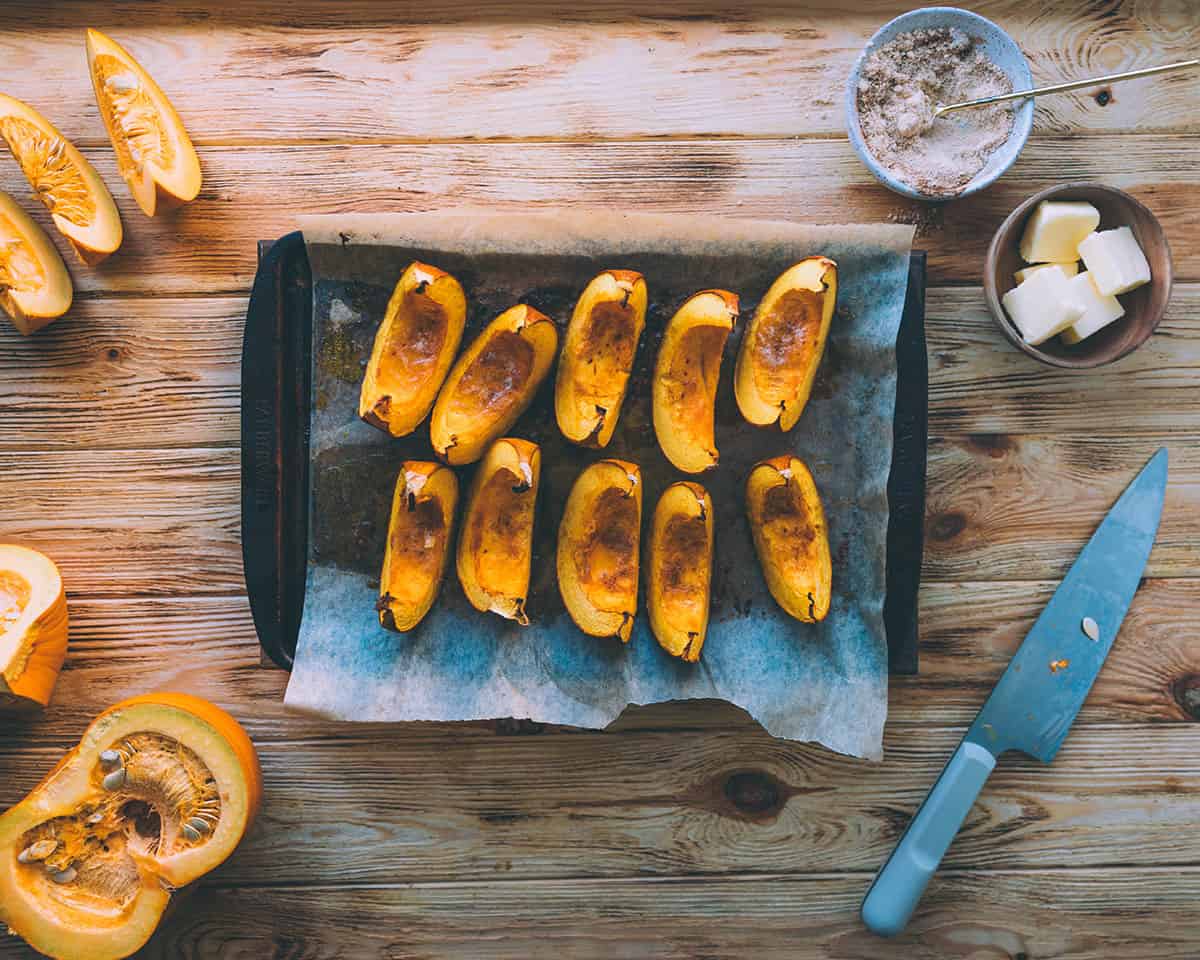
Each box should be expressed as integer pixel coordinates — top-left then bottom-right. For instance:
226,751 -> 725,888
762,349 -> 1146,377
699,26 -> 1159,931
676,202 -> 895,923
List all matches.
0,573 -> 1195,752
927,286 -> 1200,437
4,869 -> 1200,960
0,297 -> 243,450
0,1 -> 1196,142
0,435 -> 1194,601
924,435 -> 1199,581
3,283 -> 1196,450
0,450 -> 242,596
1,721 -> 1198,885
4,137 -> 1197,297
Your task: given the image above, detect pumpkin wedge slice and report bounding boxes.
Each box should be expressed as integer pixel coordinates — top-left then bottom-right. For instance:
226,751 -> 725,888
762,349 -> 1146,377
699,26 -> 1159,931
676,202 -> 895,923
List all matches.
0,545 -> 68,710
0,192 -> 72,335
0,95 -> 122,265
430,304 -> 557,465
360,261 -> 467,438
555,270 -> 647,448
745,455 -> 831,623
652,289 -> 738,474
557,459 -> 642,642
646,482 -> 713,662
457,438 -> 541,624
378,462 -> 458,632
0,692 -> 261,960
734,257 -> 837,431
86,29 -> 202,217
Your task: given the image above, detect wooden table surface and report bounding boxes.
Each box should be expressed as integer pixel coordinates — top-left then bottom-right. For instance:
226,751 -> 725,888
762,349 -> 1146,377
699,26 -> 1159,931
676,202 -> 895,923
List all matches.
1,2 -> 1198,957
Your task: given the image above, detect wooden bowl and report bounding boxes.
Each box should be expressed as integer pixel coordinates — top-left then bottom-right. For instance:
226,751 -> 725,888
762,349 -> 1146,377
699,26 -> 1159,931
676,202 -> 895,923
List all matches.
985,183 -> 1173,368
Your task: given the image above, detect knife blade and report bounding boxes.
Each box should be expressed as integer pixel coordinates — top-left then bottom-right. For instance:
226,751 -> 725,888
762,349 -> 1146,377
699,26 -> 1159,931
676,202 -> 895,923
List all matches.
861,447 -> 1168,937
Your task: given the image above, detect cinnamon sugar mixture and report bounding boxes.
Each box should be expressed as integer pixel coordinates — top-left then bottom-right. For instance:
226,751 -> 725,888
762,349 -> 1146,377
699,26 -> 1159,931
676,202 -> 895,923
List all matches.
856,28 -> 1015,197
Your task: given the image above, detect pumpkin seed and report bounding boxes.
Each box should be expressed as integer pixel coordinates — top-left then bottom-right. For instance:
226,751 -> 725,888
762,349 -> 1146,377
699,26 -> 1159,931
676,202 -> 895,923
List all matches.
99,749 -> 123,770
181,823 -> 201,842
186,816 -> 211,835
102,768 -> 127,791
49,866 -> 77,884
17,838 -> 57,863
86,811 -> 104,825
1082,616 -> 1100,642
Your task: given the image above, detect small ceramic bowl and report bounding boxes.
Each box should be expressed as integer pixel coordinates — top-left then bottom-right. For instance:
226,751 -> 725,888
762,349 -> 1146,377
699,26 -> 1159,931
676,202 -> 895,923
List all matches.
985,182 -> 1173,369
845,7 -> 1034,202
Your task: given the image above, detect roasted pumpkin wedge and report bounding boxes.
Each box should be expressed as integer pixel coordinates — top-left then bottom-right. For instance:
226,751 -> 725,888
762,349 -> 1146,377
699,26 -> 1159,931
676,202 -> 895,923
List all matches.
431,305 -> 557,465
557,459 -> 642,641
734,257 -> 837,431
86,29 -> 202,217
652,289 -> 738,474
457,438 -> 541,624
0,192 -> 73,335
745,455 -> 831,623
360,262 -> 467,438
378,462 -> 458,632
646,482 -> 713,662
0,692 -> 261,960
555,270 -> 647,447
0,94 -> 122,265
0,545 -> 68,710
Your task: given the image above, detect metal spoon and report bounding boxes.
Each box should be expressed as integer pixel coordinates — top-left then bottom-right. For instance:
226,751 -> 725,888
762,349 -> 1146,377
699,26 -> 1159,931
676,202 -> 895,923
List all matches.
933,59 -> 1199,119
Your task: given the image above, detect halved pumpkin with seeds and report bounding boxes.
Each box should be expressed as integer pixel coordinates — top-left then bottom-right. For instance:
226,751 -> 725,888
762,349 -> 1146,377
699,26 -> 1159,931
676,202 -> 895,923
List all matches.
0,692 -> 261,960
0,192 -> 73,334
87,29 -> 202,217
0,95 -> 122,265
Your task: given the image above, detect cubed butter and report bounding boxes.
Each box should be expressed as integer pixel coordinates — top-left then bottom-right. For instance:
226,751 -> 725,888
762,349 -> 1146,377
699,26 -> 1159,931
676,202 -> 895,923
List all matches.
1001,265 -> 1084,345
1019,200 -> 1101,263
1077,226 -> 1152,296
1014,262 -> 1079,285
1061,271 -> 1126,344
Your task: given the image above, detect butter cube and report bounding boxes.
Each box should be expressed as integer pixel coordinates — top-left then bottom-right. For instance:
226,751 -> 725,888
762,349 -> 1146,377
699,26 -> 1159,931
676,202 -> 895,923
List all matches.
1014,262 -> 1079,285
1001,265 -> 1084,345
1019,201 -> 1101,263
1077,226 -> 1152,296
1061,272 -> 1126,344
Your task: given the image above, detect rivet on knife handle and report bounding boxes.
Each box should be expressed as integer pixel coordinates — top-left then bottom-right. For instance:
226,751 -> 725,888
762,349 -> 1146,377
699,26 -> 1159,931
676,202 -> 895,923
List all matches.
860,740 -> 997,936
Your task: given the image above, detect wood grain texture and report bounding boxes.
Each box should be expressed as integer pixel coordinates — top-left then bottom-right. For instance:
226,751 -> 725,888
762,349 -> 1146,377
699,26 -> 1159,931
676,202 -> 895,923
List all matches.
0,0 -> 1196,142
4,869 -> 1200,960
1,721 -> 1197,886
2,284 -> 1197,450
3,137 -> 1197,298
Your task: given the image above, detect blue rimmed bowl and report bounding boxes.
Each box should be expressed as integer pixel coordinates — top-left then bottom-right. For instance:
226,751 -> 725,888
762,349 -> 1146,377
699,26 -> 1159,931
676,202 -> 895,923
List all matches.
845,7 -> 1034,202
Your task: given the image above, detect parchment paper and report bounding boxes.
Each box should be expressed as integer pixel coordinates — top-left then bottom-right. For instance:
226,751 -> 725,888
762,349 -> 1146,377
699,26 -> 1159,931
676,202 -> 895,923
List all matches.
283,211 -> 914,760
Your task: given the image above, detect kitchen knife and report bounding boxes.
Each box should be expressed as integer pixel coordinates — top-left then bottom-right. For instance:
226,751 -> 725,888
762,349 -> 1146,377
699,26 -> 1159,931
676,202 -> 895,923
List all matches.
861,447 -> 1168,937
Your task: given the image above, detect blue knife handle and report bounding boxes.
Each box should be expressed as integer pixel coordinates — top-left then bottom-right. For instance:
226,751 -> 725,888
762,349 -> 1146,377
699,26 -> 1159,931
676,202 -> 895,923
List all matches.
861,739 -> 997,936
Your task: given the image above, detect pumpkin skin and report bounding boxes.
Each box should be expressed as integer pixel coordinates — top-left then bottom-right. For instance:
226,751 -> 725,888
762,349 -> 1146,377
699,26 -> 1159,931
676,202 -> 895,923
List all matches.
0,193 -> 73,335
645,482 -> 713,662
0,545 -> 68,709
734,257 -> 837,431
0,94 -> 122,265
360,262 -> 467,438
86,29 -> 202,217
745,455 -> 831,623
0,693 -> 261,960
652,290 -> 738,474
557,459 -> 642,641
378,461 -> 458,632
554,270 -> 647,448
430,305 -> 557,465
457,438 -> 541,624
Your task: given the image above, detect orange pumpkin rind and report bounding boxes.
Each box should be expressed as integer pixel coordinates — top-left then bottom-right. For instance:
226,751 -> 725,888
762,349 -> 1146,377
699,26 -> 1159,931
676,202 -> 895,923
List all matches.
0,692 -> 261,960
0,545 -> 68,710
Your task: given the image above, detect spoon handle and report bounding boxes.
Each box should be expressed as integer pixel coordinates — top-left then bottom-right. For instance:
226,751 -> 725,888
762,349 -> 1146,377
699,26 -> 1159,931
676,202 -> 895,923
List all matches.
935,58 -> 1200,117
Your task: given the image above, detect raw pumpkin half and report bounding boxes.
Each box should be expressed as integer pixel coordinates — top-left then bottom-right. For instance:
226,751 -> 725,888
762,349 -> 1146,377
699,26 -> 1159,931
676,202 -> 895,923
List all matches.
87,29 -> 202,217
0,94 -> 122,265
0,692 -> 262,960
0,192 -> 73,335
0,545 -> 68,710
